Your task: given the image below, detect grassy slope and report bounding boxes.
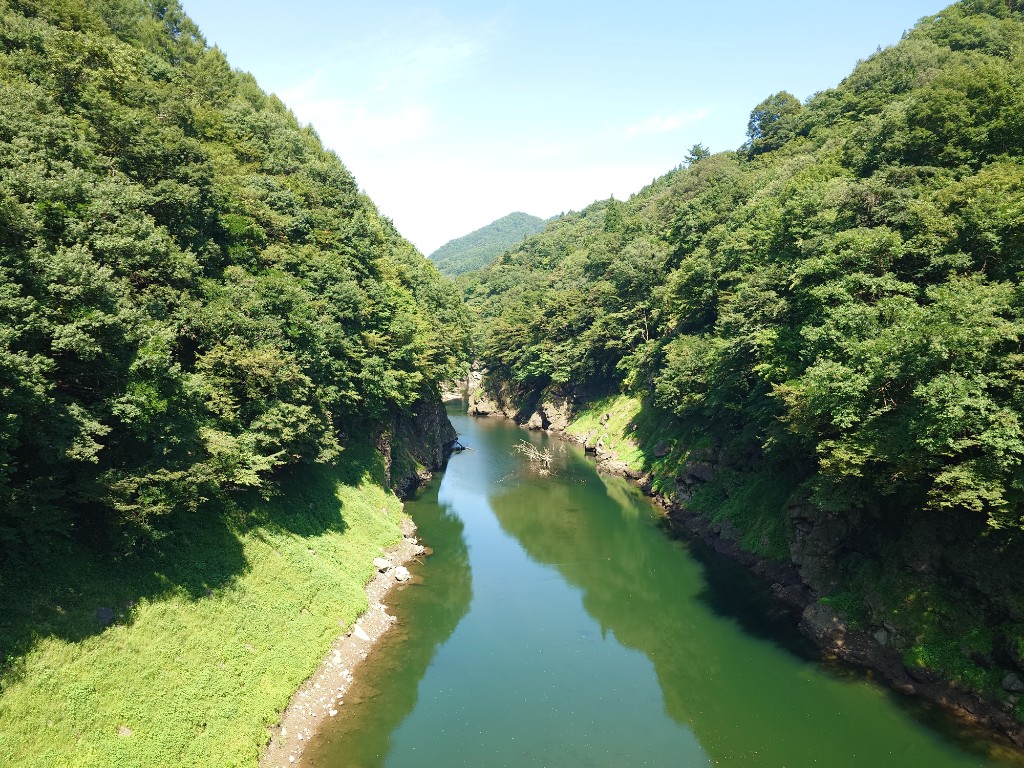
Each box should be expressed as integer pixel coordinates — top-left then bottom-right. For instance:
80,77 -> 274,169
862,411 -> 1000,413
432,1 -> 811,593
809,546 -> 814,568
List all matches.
0,447 -> 404,767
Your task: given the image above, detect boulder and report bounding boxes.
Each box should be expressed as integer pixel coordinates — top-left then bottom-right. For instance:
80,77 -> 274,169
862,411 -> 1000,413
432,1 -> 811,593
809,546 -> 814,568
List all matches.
394,566 -> 411,583
467,391 -> 497,416
653,441 -> 671,458
539,398 -> 571,432
1003,673 -> 1024,693
373,557 -> 392,572
683,461 -> 715,483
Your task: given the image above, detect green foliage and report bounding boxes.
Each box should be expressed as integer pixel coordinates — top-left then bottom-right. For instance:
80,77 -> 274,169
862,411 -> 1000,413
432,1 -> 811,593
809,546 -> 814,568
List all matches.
468,1 -> 1024,706
745,91 -> 803,158
688,469 -> 797,561
0,456 -> 405,768
848,559 -> 1007,693
818,592 -> 868,629
428,211 -> 550,277
467,0 -> 1024,537
0,0 -> 469,550
684,143 -> 711,166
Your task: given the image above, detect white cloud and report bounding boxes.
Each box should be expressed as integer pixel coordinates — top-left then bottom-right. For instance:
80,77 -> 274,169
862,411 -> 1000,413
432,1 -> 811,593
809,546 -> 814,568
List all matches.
269,14 -> 690,257
324,13 -> 495,98
281,71 -> 432,152
360,160 -> 674,255
624,108 -> 712,137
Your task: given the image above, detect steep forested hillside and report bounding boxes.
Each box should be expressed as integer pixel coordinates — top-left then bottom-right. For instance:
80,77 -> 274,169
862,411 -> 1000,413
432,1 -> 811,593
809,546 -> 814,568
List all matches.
0,0 -> 469,552
429,211 -> 548,276
466,0 -> 1024,717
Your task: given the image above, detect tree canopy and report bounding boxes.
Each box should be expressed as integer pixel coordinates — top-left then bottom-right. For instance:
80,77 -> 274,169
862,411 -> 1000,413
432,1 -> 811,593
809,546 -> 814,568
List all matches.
0,0 -> 469,551
428,212 -> 551,277
465,0 -> 1024,533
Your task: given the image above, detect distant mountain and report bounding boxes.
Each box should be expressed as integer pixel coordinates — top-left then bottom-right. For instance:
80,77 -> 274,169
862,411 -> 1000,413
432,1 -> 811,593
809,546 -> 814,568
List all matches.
429,212 -> 549,276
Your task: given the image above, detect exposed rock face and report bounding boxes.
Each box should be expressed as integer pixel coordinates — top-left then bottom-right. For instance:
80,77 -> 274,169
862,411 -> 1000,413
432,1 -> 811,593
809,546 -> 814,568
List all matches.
539,398 -> 572,432
469,379 -> 575,435
466,377 -> 530,420
799,603 -> 905,678
466,389 -> 498,415
441,368 -> 485,402
786,500 -> 851,596
1004,674 -> 1024,693
378,389 -> 458,497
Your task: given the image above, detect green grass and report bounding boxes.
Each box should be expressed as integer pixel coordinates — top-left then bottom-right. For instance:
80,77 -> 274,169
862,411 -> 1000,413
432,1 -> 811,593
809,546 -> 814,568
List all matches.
0,446 -> 405,767
689,469 -> 797,561
566,394 -> 646,471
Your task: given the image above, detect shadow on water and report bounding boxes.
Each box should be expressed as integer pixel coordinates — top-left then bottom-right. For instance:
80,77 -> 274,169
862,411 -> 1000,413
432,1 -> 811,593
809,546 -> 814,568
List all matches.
680,531 -> 817,659
0,450 -> 384,686
306,476 -> 473,767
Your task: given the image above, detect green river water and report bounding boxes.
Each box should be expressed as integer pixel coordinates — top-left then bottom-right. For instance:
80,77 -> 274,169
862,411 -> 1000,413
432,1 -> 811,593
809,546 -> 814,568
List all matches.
307,405 -> 1023,767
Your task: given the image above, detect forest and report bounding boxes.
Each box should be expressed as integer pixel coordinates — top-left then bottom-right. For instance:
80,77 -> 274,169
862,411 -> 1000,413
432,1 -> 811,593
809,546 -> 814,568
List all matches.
429,211 -> 550,277
464,0 -> 1024,705
5,0 -> 1024,761
0,0 -> 469,554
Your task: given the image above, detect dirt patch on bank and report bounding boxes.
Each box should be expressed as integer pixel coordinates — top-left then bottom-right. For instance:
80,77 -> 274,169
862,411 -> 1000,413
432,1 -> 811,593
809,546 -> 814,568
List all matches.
259,517 -> 425,768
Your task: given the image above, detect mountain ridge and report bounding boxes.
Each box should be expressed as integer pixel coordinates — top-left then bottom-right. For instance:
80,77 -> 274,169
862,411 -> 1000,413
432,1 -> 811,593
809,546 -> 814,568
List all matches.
429,211 -> 551,276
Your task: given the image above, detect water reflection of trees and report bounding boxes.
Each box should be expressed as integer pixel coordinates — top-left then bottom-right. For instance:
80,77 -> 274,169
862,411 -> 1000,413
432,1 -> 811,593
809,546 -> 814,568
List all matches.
306,492 -> 472,768
489,448 -> 998,768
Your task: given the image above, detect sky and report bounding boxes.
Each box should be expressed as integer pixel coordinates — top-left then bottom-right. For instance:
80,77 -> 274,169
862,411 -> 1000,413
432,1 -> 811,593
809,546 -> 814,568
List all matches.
180,0 -> 945,255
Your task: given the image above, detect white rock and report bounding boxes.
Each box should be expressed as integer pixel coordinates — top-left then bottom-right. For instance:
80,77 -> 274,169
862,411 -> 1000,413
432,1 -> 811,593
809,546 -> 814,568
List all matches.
373,557 -> 392,571
394,566 -> 411,583
352,623 -> 371,642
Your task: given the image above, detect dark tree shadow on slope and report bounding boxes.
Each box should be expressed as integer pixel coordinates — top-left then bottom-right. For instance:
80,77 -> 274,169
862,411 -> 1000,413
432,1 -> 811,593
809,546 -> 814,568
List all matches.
0,444 -> 387,686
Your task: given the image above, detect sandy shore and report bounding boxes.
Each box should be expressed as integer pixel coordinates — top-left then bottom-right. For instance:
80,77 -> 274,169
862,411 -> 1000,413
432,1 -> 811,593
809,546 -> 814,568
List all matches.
259,517 -> 425,768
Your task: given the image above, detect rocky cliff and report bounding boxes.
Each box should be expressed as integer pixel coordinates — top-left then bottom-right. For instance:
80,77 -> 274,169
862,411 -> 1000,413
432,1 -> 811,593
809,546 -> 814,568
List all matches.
377,391 -> 458,497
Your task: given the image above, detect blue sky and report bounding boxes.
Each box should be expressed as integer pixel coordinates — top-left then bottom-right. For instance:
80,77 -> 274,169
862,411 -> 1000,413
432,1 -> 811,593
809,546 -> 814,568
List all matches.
180,0 -> 944,255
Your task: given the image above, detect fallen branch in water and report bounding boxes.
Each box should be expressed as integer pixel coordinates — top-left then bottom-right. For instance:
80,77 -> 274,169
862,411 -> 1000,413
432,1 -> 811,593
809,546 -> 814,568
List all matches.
513,440 -> 554,473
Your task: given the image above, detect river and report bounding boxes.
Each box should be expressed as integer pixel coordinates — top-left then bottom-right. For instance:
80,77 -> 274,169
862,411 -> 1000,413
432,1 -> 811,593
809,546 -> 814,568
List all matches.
306,404 -> 1022,767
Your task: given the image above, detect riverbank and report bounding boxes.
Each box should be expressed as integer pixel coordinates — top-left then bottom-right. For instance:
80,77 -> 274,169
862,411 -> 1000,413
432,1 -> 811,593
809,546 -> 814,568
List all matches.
466,386 -> 1024,752
259,518 -> 427,768
0,454 -> 407,768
